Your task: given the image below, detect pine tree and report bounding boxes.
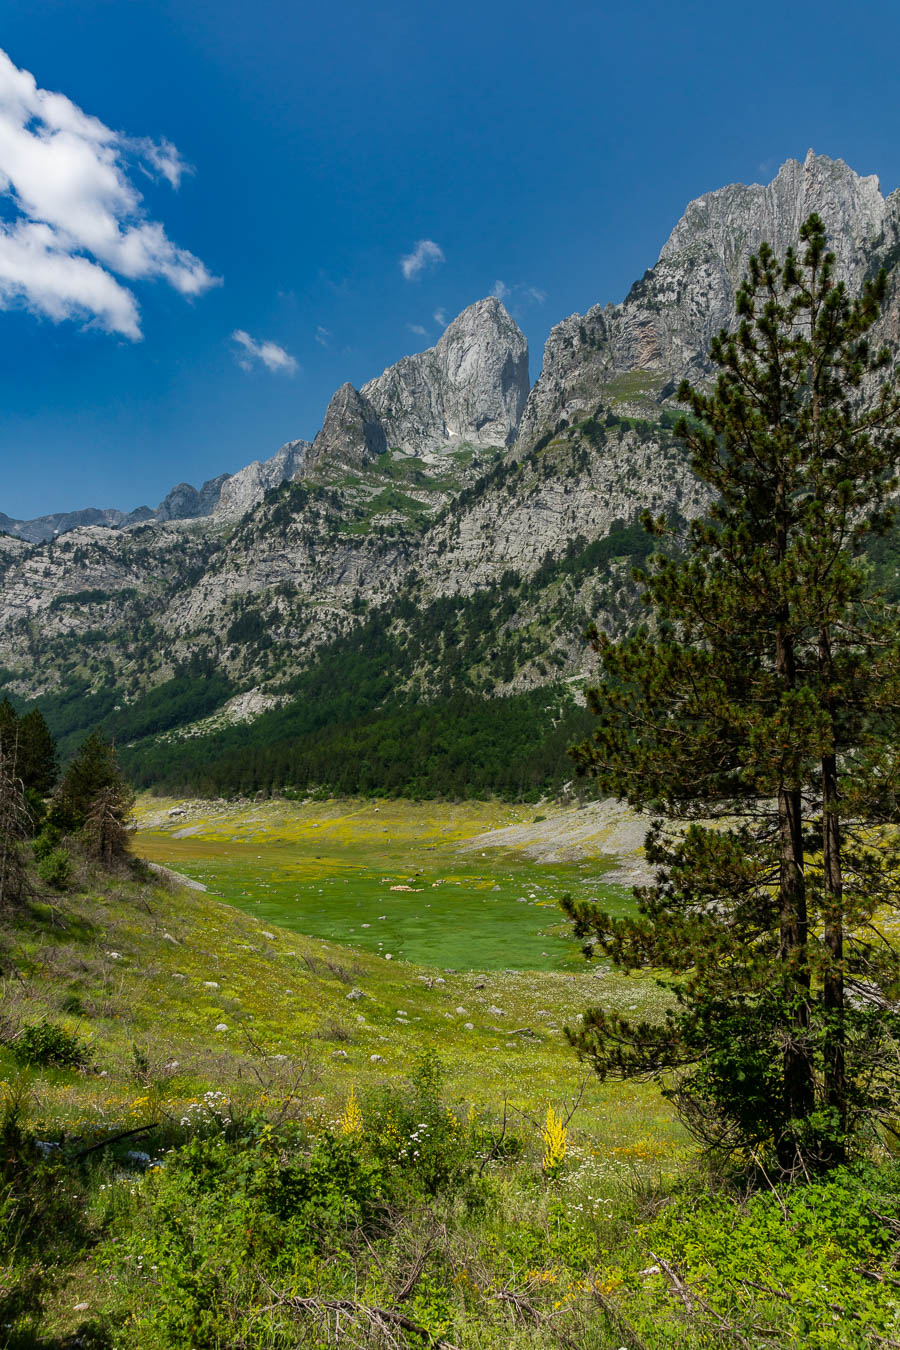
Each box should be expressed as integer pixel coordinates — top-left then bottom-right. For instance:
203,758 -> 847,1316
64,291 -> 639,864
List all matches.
17,709 -> 58,796
564,215 -> 900,1169
0,739 -> 30,909
51,730 -> 133,857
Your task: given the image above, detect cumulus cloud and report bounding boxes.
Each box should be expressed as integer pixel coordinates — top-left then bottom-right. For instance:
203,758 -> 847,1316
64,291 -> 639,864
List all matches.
400,238 -> 444,280
0,48 -> 219,338
231,329 -> 298,374
407,322 -> 427,336
490,279 -> 511,300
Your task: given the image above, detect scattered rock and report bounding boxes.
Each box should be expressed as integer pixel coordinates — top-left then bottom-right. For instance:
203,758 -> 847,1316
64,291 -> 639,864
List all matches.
203,981 -> 220,989
487,1005 -> 505,1017
463,1022 -> 474,1031
370,1053 -> 384,1063
215,1023 -> 228,1032
346,988 -> 365,1001
332,1049 -> 349,1060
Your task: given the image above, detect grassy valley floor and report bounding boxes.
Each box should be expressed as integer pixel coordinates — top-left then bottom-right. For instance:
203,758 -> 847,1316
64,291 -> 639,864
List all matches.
3,797 -> 900,1347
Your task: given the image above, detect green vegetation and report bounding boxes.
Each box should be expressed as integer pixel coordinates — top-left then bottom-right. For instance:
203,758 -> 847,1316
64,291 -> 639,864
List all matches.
133,796 -> 635,970
566,216 -> 900,1170
2,800 -> 900,1347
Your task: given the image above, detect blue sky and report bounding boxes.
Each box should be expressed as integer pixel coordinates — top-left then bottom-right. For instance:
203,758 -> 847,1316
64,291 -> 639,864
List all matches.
2,0 -> 900,518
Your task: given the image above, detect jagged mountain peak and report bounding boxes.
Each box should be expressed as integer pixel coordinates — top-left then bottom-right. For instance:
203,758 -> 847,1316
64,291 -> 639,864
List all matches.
361,297 -> 529,456
516,151 -> 896,453
308,382 -> 388,472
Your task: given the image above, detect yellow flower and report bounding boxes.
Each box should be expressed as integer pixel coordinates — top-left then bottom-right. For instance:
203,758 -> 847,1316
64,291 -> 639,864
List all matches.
339,1086 -> 363,1136
542,1104 -> 567,1176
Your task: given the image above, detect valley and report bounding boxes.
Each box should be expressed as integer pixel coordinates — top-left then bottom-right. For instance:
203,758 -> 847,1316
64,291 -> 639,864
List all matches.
133,795 -> 639,970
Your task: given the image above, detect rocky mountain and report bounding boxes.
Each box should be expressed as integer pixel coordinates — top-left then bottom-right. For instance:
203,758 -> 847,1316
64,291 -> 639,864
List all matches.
517,150 -> 899,451
361,297 -> 530,455
2,152 -> 898,791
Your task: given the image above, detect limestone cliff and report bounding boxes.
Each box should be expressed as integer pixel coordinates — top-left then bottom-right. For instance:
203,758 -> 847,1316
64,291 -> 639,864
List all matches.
361,298 -> 529,455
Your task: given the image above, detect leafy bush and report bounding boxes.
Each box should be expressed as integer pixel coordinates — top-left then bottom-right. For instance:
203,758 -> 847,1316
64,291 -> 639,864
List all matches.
616,1164 -> 900,1348
13,1020 -> 91,1069
362,1051 -> 483,1199
36,846 -> 71,890
96,1125 -> 388,1347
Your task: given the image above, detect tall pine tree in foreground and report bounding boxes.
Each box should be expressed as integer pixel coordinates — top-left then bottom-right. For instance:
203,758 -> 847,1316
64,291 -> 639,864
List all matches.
564,215 -> 900,1169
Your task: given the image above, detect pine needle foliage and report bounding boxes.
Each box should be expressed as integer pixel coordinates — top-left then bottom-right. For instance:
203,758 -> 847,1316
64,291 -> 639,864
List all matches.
564,215 -> 900,1170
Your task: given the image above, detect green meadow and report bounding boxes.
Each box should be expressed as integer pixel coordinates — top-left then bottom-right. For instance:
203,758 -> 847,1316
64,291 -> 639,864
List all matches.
134,796 -> 637,971
6,796 -> 900,1348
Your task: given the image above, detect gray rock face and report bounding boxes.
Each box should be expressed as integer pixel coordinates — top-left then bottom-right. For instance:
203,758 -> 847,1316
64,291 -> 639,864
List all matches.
154,474 -> 233,523
362,298 -> 529,455
518,151 -> 891,451
308,383 -> 387,471
0,506 -> 130,544
215,440 -> 310,517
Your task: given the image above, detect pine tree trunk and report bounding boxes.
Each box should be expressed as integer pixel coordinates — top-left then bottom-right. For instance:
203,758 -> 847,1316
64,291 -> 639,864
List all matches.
776,617 -> 814,1162
819,630 -> 846,1160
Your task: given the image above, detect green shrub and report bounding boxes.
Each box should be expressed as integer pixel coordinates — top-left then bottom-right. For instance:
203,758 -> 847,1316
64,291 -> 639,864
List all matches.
36,846 -> 71,890
13,1020 -> 91,1070
32,825 -> 62,862
95,1125 -> 388,1347
362,1051 -> 485,1199
617,1164 -> 900,1349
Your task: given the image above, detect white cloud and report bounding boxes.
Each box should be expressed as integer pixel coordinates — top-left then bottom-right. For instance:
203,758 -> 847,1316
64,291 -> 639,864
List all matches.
132,136 -> 191,189
0,47 -> 219,338
315,325 -> 331,347
231,329 -> 298,374
400,238 -> 444,281
407,323 -> 427,336
433,307 -> 447,327
489,279 -> 547,307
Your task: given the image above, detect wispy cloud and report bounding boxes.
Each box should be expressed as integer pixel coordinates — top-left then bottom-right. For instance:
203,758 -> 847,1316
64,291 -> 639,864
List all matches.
433,307 -> 447,327
231,329 -> 298,374
0,48 -> 219,339
407,322 -> 427,336
400,238 -> 444,281
490,279 -> 546,307
315,325 -> 332,347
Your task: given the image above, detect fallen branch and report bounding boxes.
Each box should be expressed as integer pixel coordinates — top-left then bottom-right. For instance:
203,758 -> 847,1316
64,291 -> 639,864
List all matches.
71,1123 -> 157,1160
259,1291 -> 465,1349
396,1224 -> 447,1302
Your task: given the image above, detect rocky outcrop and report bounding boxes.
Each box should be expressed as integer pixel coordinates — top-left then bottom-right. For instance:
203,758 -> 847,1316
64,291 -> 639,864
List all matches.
0,505 -> 131,544
518,151 -> 892,452
307,384 -> 387,471
154,474 -> 232,523
215,440 -> 310,517
362,298 -> 529,455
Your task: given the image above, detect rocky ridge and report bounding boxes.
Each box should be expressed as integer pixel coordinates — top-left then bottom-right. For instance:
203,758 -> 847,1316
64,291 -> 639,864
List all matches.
517,150 -> 899,452
2,153 -> 898,752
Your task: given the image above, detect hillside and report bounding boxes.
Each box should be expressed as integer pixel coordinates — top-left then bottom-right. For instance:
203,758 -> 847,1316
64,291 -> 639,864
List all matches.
5,804 -> 900,1348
